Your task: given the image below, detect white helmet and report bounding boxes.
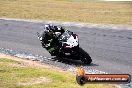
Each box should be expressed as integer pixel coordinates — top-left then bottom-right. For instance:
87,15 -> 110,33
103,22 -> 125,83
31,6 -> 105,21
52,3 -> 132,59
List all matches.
44,24 -> 50,31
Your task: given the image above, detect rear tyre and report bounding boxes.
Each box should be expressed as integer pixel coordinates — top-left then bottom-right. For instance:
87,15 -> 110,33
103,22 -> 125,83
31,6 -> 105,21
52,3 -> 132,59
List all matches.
79,47 -> 92,64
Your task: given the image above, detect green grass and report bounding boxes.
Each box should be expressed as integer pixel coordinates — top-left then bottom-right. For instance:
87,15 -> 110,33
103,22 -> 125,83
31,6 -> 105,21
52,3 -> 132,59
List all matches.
0,58 -> 117,88
0,0 -> 132,25
0,58 -> 18,63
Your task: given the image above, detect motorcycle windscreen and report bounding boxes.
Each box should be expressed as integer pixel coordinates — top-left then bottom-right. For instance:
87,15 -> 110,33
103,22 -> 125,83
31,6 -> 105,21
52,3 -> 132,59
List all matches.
58,31 -> 72,42
58,31 -> 78,48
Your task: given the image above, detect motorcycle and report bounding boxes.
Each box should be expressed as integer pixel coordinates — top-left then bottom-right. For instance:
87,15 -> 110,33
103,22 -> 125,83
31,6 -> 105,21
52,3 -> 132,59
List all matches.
37,30 -> 92,64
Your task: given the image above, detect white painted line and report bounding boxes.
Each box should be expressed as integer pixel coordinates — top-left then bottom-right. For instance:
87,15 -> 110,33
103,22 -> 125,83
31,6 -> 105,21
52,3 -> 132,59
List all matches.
14,54 -> 36,59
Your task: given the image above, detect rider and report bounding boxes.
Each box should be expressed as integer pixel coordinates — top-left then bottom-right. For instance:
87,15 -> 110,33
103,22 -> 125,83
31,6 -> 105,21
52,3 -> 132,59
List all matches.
39,24 -> 65,55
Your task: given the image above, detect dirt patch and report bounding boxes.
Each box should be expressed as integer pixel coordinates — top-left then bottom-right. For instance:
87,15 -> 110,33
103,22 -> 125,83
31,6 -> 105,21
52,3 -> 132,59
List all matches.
0,62 -> 4,64
9,63 -> 27,68
18,77 -> 52,85
0,53 -> 67,73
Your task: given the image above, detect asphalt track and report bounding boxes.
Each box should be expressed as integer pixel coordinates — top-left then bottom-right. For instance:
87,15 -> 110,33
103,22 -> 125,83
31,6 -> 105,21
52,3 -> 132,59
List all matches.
0,19 -> 132,76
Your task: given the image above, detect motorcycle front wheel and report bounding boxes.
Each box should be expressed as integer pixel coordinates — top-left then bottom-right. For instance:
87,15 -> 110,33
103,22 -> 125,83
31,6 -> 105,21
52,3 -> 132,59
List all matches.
79,47 -> 92,64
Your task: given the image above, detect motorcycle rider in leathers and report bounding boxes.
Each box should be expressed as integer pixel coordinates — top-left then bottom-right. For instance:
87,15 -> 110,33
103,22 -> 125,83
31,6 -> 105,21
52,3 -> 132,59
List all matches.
39,24 -> 65,55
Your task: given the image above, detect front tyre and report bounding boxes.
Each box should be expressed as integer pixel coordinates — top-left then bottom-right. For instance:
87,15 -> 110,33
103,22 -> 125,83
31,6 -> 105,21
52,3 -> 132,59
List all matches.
79,47 -> 92,64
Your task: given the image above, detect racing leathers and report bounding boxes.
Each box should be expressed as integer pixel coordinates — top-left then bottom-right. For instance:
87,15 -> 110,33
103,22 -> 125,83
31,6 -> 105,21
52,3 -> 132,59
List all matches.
39,24 -> 65,55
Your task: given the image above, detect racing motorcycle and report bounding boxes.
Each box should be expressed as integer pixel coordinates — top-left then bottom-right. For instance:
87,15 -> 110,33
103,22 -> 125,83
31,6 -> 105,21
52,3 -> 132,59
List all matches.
37,30 -> 92,64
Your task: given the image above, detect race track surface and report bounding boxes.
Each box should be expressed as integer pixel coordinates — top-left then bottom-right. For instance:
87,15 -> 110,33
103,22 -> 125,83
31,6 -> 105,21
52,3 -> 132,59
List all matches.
0,19 -> 132,76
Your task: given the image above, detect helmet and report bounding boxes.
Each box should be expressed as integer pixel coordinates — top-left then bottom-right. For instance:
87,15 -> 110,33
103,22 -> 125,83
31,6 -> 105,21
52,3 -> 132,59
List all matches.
44,24 -> 55,32
43,24 -> 54,37
44,24 -> 50,31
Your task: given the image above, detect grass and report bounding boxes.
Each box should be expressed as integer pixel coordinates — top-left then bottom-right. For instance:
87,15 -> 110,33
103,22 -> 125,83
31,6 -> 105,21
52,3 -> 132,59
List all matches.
0,58 -> 116,88
0,0 -> 132,25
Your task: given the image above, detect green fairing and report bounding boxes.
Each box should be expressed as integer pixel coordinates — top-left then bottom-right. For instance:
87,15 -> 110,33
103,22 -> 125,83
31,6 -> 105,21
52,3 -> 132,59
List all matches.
48,47 -> 56,53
